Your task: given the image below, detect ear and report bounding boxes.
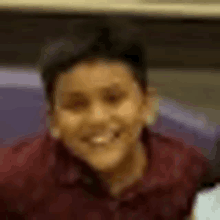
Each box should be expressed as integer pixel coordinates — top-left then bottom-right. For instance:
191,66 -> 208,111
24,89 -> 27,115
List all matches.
46,102 -> 61,139
50,126 -> 61,139
143,87 -> 160,126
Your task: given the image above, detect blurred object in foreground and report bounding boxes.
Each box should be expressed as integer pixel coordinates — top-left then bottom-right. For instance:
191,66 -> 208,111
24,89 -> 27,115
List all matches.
193,183 -> 220,220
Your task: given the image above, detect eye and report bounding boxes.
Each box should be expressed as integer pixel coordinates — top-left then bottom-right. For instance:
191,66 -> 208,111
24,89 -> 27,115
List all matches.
106,93 -> 124,104
64,100 -> 88,111
72,101 -> 87,110
108,95 -> 117,101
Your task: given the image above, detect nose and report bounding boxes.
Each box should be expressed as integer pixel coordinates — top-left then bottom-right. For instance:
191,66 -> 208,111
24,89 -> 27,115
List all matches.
88,101 -> 110,125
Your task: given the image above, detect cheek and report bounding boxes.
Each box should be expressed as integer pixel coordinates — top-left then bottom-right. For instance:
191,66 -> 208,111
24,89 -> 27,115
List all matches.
117,100 -> 141,123
117,101 -> 143,138
57,110 -> 83,134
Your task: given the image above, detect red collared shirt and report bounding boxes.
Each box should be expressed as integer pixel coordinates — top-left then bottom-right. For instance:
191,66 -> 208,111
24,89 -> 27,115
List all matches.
0,127 -> 210,220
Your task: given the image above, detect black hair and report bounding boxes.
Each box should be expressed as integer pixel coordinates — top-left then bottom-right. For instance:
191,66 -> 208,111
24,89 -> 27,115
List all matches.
37,17 -> 148,107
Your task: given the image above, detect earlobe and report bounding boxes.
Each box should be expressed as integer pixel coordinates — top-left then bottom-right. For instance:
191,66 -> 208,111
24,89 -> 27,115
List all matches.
50,126 -> 61,139
144,87 -> 160,126
49,115 -> 60,139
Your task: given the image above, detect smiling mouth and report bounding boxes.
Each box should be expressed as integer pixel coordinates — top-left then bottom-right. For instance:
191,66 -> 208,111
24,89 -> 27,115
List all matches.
82,130 -> 121,146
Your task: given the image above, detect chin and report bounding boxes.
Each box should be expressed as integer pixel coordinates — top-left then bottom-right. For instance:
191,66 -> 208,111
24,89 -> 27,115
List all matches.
86,148 -> 125,172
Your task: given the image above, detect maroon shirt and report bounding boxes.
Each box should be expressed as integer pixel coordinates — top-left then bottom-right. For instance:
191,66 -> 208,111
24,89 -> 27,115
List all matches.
0,127 -> 210,220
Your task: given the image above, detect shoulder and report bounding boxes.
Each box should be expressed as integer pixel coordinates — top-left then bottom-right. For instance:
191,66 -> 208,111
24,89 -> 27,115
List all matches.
143,132 -> 211,217
0,133 -> 47,185
151,131 -> 209,162
0,132 -> 55,213
149,132 -> 210,186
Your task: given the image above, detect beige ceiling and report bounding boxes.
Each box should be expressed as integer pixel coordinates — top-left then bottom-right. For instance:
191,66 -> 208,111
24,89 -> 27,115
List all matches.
1,0 -> 220,19
1,0 -> 220,67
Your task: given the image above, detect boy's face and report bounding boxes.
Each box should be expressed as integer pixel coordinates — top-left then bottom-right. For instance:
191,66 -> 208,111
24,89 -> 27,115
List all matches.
50,59 -> 148,172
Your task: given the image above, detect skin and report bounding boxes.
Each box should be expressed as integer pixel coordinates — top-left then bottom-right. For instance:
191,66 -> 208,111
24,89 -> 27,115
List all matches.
145,87 -> 160,126
49,58 -> 150,197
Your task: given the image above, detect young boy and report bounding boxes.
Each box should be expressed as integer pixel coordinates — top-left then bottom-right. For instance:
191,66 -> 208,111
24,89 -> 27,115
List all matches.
0,17 -> 215,219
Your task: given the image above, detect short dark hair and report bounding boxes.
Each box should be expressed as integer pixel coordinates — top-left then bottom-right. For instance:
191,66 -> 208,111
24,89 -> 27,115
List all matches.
37,17 -> 148,106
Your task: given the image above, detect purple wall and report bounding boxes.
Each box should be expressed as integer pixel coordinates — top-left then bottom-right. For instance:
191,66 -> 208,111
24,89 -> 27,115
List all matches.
0,87 -> 46,146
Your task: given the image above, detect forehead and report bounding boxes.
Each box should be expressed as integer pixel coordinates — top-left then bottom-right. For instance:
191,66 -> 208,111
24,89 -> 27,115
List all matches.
55,60 -> 137,93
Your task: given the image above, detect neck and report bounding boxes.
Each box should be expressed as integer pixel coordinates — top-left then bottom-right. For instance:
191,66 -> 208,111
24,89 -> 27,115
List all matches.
99,142 -> 147,198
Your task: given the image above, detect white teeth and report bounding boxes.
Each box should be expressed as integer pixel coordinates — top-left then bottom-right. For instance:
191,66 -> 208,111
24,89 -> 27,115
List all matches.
90,133 -> 114,144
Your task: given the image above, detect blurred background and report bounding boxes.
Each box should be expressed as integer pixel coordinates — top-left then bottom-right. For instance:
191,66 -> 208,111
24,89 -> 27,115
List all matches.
0,0 -> 220,219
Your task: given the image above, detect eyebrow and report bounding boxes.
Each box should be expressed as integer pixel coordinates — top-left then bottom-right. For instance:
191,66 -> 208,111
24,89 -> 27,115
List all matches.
61,83 -> 123,97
